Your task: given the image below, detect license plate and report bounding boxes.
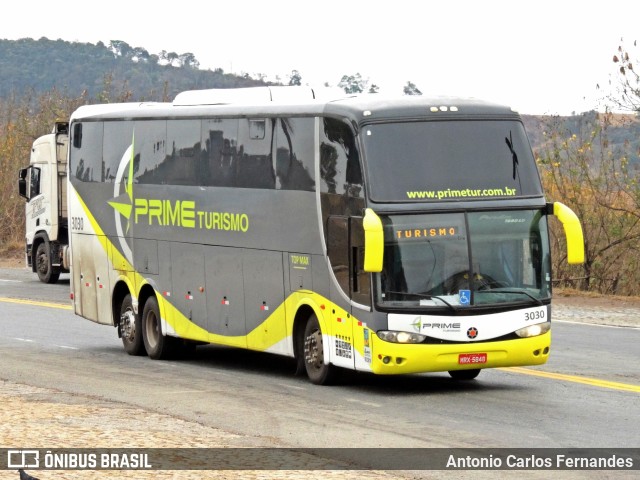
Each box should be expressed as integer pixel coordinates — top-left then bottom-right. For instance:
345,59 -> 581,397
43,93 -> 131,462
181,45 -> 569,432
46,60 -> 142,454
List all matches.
458,353 -> 487,365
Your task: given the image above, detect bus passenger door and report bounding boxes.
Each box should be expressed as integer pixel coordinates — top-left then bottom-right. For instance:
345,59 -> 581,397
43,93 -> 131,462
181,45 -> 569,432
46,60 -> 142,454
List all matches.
243,250 -> 286,352
325,216 -> 357,370
349,217 -> 374,371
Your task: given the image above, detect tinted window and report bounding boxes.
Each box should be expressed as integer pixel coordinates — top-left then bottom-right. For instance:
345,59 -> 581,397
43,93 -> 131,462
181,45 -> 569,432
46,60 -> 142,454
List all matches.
319,118 -> 364,224
201,118 -> 238,187
30,167 -> 41,197
320,118 -> 363,196
103,121 -> 134,183
134,120 -> 167,184
70,122 -> 103,183
235,118 -> 275,189
275,117 -> 315,191
363,120 -> 542,202
136,120 -> 202,185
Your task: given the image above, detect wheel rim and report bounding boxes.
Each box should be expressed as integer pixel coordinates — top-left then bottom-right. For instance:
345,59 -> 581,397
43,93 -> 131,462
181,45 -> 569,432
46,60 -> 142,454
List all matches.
145,308 -> 160,349
37,250 -> 48,275
121,308 -> 136,342
304,327 -> 324,371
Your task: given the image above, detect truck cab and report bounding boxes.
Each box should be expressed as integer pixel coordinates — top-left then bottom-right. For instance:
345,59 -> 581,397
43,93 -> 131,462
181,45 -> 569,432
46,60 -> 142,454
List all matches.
18,122 -> 70,283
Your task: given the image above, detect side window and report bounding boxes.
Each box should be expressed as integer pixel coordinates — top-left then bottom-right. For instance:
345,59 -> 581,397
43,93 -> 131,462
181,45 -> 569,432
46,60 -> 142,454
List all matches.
70,122 -> 103,183
134,120 -> 167,185
275,117 -> 315,191
319,117 -> 365,230
103,121 -> 133,183
201,118 -> 238,187
235,118 -> 275,189
29,167 -> 41,198
162,120 -> 202,185
320,117 -> 363,197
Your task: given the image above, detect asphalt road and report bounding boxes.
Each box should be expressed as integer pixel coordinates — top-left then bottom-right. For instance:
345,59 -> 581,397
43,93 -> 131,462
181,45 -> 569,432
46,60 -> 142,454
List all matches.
0,267 -> 639,476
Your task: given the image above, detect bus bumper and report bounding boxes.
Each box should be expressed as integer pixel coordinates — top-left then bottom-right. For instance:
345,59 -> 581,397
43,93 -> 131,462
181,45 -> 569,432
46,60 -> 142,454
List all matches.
368,331 -> 551,375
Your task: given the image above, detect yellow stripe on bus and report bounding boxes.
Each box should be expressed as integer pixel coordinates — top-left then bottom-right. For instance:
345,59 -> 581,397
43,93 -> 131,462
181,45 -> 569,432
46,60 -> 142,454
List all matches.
0,297 -> 72,310
501,366 -> 640,393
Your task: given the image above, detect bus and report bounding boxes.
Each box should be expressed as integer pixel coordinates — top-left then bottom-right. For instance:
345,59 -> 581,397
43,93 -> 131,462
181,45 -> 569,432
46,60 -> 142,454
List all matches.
66,86 -> 584,384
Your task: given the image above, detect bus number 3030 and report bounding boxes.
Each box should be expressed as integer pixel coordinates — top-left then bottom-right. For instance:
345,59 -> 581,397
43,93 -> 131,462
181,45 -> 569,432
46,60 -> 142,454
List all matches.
71,216 -> 84,231
524,309 -> 545,321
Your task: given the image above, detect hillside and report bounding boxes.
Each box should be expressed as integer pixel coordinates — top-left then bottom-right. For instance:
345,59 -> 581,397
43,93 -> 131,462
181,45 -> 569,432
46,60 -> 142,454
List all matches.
522,112 -> 640,161
0,37 -> 267,100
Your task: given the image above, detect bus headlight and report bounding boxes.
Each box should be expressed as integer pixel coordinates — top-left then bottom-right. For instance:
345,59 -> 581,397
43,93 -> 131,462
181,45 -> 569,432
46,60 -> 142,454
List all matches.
515,322 -> 551,338
377,331 -> 427,344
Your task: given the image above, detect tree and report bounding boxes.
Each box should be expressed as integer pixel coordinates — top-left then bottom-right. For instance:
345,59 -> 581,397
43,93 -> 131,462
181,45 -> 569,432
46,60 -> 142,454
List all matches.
165,52 -> 179,67
0,88 -> 88,249
403,81 -> 422,95
537,112 -> 640,294
108,40 -> 132,58
338,73 -> 367,94
132,47 -> 150,63
610,39 -> 639,112
178,52 -> 200,69
288,70 -> 302,86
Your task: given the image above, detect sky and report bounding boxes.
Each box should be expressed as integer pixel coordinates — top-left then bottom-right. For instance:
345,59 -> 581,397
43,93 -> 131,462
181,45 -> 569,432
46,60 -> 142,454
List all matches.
2,0 -> 639,115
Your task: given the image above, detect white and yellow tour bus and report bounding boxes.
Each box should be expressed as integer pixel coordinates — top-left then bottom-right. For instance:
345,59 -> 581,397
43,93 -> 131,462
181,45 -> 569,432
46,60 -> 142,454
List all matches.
66,87 -> 584,384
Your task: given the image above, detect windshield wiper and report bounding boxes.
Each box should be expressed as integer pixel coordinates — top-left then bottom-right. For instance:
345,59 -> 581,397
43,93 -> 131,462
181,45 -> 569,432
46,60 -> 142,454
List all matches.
505,131 -> 519,180
383,290 -> 458,311
481,288 -> 544,306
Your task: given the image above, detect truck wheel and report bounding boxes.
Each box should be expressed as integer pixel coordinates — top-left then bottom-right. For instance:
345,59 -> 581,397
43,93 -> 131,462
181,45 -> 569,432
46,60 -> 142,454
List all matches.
142,296 -> 174,360
119,294 -> 145,356
303,314 -> 335,385
448,369 -> 481,380
35,242 -> 60,284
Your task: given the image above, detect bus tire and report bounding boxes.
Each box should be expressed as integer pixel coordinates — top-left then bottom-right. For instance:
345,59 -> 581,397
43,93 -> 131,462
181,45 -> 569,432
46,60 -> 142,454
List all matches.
448,369 -> 481,380
142,296 -> 173,360
119,294 -> 144,356
35,241 -> 60,284
303,314 -> 335,385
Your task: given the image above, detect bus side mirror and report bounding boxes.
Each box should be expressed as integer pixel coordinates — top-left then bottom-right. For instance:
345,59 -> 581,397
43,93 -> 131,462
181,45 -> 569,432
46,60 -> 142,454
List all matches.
18,168 -> 28,200
363,208 -> 383,272
549,202 -> 585,265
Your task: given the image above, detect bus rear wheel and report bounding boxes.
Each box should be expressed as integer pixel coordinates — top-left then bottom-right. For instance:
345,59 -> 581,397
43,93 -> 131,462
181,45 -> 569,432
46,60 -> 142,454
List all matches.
303,314 -> 335,385
119,294 -> 144,356
142,296 -> 173,360
448,369 -> 481,380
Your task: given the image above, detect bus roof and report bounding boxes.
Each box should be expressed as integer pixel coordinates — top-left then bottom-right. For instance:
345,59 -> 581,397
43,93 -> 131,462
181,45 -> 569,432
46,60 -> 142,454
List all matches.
70,87 -> 521,125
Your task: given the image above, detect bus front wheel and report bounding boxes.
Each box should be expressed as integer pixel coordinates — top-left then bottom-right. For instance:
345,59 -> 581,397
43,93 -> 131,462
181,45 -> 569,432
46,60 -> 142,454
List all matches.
303,314 -> 335,385
142,296 -> 173,360
448,369 -> 481,380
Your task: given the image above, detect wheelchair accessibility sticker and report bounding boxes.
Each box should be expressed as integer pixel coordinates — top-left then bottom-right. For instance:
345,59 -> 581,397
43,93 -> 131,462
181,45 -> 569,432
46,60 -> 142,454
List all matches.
459,289 -> 471,305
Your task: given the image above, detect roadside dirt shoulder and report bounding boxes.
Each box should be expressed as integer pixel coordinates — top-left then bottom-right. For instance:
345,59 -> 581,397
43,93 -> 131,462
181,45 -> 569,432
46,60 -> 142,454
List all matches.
0,247 -> 23,269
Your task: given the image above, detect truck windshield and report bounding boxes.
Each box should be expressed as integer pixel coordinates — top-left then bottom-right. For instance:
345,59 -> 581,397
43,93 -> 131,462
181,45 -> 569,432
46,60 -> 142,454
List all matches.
375,210 -> 551,309
362,120 -> 542,202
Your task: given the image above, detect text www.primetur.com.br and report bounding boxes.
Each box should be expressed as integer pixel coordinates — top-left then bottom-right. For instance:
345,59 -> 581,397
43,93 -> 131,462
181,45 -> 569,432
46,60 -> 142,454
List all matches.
406,187 -> 517,200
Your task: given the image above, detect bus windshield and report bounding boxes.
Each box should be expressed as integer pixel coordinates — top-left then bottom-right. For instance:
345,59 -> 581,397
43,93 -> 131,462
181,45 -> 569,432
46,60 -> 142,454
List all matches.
362,120 -> 542,202
375,210 -> 551,309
